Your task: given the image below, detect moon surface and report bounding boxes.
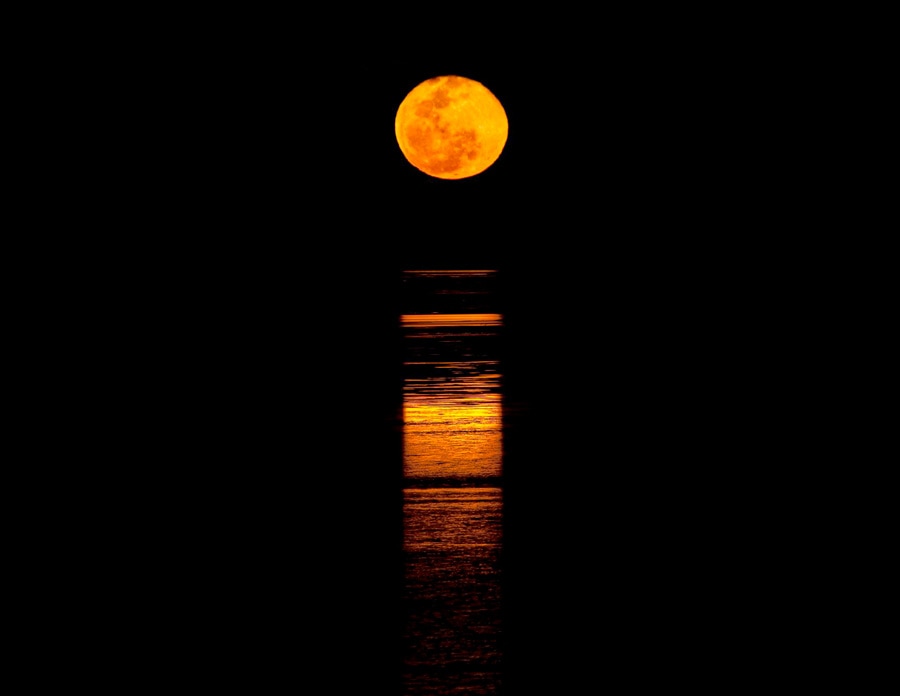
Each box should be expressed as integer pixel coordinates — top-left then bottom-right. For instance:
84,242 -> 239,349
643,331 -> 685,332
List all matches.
395,75 -> 508,180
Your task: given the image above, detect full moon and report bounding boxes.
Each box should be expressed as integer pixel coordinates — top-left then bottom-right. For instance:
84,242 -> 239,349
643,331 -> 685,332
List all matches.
395,75 -> 508,180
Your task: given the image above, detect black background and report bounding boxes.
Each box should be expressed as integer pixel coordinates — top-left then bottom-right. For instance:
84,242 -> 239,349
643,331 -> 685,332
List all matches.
62,13 -> 832,692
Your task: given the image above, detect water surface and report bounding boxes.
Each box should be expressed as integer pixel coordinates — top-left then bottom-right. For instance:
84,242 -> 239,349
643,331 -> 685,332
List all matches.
401,270 -> 503,696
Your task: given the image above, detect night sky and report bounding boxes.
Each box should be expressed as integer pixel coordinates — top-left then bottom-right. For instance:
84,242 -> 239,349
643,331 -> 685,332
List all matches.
143,27 -> 765,275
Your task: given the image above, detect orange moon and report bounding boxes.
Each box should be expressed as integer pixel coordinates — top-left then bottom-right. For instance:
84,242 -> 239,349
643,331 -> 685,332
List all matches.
395,75 -> 508,180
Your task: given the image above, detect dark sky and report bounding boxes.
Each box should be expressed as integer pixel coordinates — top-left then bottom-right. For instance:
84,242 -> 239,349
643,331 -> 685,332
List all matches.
325,41 -> 760,274
144,23 -> 771,278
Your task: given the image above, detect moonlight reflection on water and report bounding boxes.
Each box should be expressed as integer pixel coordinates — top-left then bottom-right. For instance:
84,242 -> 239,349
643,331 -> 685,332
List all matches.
401,270 -> 504,695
